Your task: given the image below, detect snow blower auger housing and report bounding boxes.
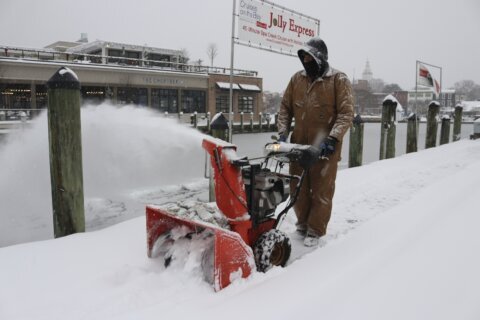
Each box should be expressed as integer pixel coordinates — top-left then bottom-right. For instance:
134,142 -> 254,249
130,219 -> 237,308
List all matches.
146,137 -> 309,291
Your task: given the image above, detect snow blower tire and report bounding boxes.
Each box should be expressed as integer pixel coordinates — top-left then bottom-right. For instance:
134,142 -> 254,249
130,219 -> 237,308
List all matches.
253,229 -> 291,272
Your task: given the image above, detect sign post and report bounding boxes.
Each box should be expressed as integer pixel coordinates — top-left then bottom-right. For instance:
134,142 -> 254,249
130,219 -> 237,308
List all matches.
228,0 -> 320,141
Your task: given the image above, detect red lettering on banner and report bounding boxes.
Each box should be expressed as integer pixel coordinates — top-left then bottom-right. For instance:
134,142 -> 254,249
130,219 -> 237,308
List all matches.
256,21 -> 267,29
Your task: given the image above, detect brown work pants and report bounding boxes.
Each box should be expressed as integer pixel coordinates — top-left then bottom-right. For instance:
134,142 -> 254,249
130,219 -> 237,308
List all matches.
290,155 -> 338,237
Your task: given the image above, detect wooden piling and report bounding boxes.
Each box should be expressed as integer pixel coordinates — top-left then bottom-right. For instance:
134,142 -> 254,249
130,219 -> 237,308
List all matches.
453,106 -> 463,142
440,116 -> 450,145
47,67 -> 85,238
206,112 -> 211,132
250,112 -> 254,132
348,114 -> 364,168
379,98 -> 397,160
192,111 -> 198,128
259,112 -> 263,133
240,112 -> 244,133
406,113 -> 418,153
208,113 -> 229,201
425,101 -> 440,149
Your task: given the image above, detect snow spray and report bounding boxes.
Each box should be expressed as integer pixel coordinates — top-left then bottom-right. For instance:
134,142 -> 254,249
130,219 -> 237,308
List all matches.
0,103 -> 206,246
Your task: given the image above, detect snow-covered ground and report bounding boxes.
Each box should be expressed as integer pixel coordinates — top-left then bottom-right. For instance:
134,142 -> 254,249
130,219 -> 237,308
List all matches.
1,105 -> 479,319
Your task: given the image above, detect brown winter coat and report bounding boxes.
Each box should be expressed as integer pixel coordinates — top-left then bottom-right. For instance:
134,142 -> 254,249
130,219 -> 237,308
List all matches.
278,67 -> 354,236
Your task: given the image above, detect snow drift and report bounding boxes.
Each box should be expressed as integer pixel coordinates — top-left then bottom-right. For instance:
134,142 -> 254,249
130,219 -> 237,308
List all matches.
1,133 -> 479,319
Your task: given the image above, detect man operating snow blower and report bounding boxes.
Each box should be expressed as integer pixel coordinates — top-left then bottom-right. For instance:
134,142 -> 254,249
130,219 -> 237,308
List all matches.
277,37 -> 354,247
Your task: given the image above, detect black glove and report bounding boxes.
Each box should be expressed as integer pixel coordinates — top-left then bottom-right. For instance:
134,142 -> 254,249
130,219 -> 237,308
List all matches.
278,134 -> 287,142
319,136 -> 337,158
298,146 -> 321,169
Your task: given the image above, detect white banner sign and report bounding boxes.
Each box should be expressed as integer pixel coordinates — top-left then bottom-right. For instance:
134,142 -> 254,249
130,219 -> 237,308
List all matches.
237,0 -> 320,56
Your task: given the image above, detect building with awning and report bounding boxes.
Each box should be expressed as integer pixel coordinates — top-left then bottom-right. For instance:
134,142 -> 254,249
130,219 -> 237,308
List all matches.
0,35 -> 263,122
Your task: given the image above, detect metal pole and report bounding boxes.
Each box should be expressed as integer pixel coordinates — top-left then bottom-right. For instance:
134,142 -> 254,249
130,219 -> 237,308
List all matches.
415,61 -> 419,149
228,0 -> 236,143
440,67 -> 443,100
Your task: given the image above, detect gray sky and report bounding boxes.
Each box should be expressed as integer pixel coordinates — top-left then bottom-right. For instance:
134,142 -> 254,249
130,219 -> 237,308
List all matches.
1,0 -> 479,92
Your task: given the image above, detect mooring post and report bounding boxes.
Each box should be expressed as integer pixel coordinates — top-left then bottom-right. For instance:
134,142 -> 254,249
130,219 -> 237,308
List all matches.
406,113 -> 418,153
206,112 -> 211,132
453,105 -> 463,142
240,112 -> 244,133
348,114 -> 364,168
425,101 -> 440,149
440,116 -> 451,145
259,112 -> 263,133
379,98 -> 397,160
250,112 -> 254,132
193,111 -> 198,128
47,67 -> 85,238
208,113 -> 229,202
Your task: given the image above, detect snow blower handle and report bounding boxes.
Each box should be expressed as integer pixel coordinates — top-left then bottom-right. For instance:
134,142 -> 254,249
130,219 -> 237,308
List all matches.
264,142 -> 327,230
264,142 -> 328,164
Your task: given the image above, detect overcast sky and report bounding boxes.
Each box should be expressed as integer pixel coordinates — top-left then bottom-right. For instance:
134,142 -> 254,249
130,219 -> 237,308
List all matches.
1,0 -> 479,92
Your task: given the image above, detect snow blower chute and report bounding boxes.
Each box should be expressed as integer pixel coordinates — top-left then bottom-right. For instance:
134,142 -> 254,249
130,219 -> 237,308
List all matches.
146,137 -> 310,291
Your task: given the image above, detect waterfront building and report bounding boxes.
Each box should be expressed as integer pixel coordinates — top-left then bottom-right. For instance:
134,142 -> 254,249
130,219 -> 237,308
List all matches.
0,35 -> 263,122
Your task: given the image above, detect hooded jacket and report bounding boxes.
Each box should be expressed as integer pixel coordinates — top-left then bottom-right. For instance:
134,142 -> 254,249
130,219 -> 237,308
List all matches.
277,66 -> 354,148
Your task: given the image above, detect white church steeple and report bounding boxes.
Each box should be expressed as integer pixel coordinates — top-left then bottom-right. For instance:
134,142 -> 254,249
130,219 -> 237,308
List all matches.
362,59 -> 373,82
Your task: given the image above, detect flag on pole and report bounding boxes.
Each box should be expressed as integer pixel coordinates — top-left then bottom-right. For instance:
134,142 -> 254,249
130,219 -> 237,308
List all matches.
417,63 -> 440,95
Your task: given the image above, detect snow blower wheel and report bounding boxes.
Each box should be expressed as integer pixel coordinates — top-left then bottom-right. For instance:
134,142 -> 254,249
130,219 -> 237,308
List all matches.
253,229 -> 291,272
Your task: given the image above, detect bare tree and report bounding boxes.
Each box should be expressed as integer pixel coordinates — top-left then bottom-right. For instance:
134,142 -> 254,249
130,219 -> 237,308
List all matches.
206,43 -> 218,67
383,83 -> 403,93
454,80 -> 480,100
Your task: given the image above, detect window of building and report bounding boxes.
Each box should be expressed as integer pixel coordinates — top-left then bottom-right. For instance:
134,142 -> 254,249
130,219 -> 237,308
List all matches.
147,53 -> 172,67
125,51 -> 140,66
216,95 -> 229,113
181,90 -> 206,113
35,85 -> 47,109
107,49 -> 122,64
152,89 -> 178,113
88,50 -> 102,64
0,84 -> 31,109
117,87 -> 148,106
238,95 -> 254,113
107,49 -> 140,65
81,86 -> 106,105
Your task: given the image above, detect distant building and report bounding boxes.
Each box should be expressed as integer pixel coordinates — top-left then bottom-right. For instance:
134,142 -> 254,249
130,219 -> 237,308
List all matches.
392,91 -> 409,114
407,89 -> 435,115
0,35 -> 263,121
353,79 -> 376,114
406,89 -> 457,116
438,89 -> 456,109
362,60 -> 373,82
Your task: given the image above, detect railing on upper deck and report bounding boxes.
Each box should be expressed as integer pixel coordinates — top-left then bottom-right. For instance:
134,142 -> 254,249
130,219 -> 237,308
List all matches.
0,46 -> 258,77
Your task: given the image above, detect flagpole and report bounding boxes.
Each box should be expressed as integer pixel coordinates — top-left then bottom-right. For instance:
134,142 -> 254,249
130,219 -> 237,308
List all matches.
228,0 -> 236,142
415,60 -> 418,150
440,67 -> 443,101
415,60 -> 418,117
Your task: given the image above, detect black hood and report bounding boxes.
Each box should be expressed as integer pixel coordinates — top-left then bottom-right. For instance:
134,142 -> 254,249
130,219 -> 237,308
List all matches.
298,38 -> 329,78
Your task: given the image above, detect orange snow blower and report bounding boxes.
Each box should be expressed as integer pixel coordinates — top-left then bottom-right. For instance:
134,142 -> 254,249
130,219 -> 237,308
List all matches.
146,137 -> 310,291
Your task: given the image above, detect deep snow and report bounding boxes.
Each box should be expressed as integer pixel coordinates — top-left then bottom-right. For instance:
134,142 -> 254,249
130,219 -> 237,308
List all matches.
1,105 -> 479,320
